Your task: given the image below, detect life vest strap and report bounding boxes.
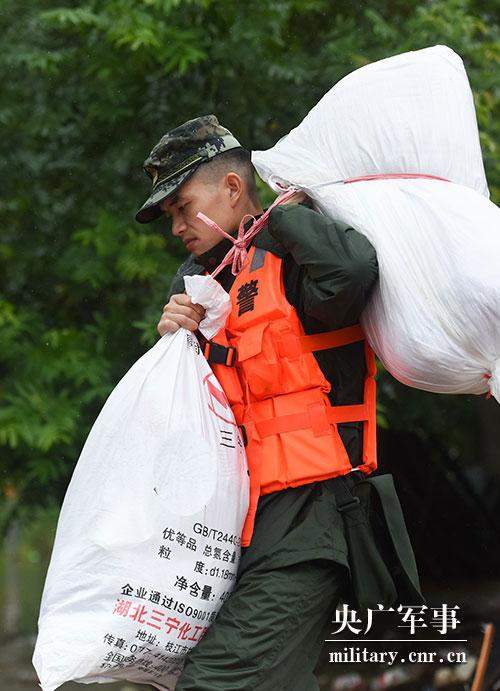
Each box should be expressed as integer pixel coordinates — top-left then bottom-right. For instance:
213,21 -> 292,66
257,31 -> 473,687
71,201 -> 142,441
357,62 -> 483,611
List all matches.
203,341 -> 237,366
299,324 -> 365,351
255,403 -> 369,439
205,324 -> 366,366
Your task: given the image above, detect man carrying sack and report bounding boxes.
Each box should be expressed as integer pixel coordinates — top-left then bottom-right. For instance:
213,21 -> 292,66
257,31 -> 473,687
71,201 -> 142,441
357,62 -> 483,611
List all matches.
135,114 -> 425,690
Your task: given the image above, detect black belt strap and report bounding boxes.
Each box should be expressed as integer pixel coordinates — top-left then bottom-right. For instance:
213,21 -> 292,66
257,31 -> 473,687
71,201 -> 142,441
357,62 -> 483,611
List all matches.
331,471 -> 426,611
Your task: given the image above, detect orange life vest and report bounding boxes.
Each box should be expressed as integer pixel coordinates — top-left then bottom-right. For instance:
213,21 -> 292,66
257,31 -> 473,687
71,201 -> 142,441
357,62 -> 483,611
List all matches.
203,245 -> 377,547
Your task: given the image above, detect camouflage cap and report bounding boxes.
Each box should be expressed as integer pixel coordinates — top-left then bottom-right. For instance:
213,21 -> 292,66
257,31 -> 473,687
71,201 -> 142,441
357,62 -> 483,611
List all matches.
135,114 -> 242,223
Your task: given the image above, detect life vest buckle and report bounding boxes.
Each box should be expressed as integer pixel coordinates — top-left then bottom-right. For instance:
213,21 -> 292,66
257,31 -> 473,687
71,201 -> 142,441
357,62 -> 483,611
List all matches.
203,340 -> 237,366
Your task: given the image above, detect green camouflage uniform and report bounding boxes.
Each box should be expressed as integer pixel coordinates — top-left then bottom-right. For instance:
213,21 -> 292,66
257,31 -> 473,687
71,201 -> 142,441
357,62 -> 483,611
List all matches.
136,116 -> 425,690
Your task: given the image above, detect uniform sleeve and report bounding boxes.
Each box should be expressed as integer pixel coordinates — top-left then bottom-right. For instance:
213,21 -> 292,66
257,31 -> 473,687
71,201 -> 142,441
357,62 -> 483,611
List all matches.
166,268 -> 186,301
267,203 -> 379,329
166,255 -> 204,301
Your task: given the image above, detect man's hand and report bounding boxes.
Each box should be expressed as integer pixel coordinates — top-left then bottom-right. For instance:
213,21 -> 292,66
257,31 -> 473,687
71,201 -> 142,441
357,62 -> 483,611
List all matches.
279,190 -> 310,206
157,293 -> 206,336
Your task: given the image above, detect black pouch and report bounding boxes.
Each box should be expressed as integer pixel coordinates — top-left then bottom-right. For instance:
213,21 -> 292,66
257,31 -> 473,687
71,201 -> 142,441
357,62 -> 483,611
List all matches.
333,471 -> 426,612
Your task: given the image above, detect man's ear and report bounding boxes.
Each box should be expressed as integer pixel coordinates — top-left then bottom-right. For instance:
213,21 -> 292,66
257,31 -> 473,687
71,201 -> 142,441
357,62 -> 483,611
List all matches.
225,172 -> 244,208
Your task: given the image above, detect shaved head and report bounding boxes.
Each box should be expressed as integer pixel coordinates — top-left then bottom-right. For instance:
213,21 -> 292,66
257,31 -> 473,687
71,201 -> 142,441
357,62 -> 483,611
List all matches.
191,147 -> 260,206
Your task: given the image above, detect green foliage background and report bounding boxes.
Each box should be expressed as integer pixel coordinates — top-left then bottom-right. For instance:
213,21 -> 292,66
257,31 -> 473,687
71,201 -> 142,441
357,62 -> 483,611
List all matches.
1,0 -> 499,532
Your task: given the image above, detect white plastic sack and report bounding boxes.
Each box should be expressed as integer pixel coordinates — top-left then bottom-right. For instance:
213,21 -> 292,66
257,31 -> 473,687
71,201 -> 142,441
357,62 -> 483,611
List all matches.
254,45 -> 489,197
252,45 -> 500,401
33,275 -> 250,691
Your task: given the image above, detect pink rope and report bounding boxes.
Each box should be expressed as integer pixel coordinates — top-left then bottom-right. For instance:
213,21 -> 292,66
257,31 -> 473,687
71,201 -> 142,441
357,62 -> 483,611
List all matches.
197,173 -> 451,278
196,187 -> 299,278
344,172 -> 450,184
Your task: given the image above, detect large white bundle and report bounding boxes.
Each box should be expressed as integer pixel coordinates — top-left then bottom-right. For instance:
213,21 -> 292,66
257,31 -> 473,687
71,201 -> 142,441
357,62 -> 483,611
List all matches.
254,45 -> 489,197
33,275 -> 250,691
252,45 -> 500,401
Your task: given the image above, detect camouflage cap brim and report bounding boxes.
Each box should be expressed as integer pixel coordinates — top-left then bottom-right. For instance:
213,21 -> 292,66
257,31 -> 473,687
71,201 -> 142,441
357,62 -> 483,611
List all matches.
134,166 -> 199,224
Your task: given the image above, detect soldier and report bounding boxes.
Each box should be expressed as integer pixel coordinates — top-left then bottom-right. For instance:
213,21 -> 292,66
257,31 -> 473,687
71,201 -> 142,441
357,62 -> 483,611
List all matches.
136,115 -> 425,690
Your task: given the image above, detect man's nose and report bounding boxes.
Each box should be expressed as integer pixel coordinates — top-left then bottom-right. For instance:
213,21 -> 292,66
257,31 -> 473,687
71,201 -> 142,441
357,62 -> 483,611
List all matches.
171,214 -> 187,237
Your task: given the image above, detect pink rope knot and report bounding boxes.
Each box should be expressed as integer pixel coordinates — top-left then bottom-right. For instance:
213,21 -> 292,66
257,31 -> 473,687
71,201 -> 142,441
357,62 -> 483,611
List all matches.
196,187 -> 299,278
483,372 -> 492,399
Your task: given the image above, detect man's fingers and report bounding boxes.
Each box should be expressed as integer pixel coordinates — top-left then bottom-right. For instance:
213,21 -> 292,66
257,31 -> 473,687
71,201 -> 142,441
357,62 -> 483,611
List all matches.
280,191 -> 308,206
163,303 -> 203,322
158,313 -> 199,333
190,301 -> 206,317
171,293 -> 194,307
168,294 -> 206,317
157,318 -> 180,336
176,314 -> 200,331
